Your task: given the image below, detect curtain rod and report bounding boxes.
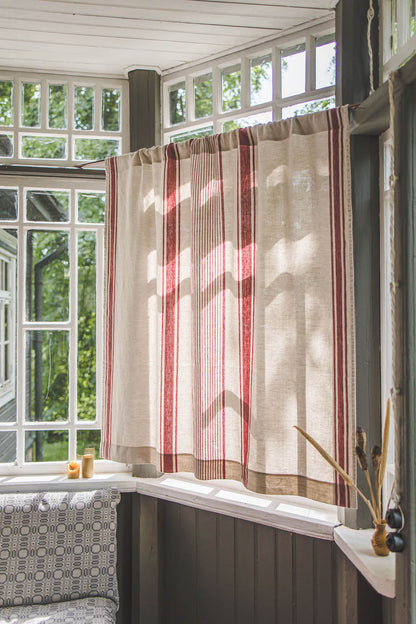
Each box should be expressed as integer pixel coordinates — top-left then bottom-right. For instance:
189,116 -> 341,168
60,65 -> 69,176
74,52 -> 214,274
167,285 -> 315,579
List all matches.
75,104 -> 361,169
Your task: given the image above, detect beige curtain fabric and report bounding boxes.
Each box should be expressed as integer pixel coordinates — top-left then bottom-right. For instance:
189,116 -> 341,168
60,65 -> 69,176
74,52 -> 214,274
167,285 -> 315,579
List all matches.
102,107 -> 356,507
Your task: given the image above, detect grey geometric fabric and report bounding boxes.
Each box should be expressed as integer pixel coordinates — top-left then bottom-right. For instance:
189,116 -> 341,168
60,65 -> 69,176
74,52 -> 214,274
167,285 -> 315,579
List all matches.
0,489 -> 120,609
0,596 -> 117,623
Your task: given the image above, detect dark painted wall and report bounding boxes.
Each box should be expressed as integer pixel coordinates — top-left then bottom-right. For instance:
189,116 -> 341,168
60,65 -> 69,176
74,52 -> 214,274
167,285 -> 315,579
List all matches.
117,493 -> 393,624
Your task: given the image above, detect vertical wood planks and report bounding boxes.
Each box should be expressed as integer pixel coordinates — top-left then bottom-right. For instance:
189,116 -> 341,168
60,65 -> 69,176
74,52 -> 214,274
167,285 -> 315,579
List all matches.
276,529 -> 294,622
235,519 -> 255,624
254,523 -> 277,623
216,514 -> 235,624
294,534 -> 315,624
196,509 -> 217,624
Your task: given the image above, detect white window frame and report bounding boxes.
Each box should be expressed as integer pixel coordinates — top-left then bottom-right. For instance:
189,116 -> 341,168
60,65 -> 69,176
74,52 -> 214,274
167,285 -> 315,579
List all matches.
0,234 -> 16,409
380,130 -> 395,513
0,175 -> 125,475
161,16 -> 335,143
381,0 -> 416,79
0,71 -> 129,166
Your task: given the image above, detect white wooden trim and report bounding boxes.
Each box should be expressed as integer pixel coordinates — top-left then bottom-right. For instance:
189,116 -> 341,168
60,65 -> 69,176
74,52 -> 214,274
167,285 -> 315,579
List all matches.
0,175 -> 105,469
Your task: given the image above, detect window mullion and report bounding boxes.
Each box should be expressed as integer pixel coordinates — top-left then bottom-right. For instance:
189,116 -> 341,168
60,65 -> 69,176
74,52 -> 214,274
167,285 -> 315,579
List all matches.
68,190 -> 77,462
16,186 -> 25,466
241,56 -> 250,110
306,35 -> 316,93
95,228 -> 104,425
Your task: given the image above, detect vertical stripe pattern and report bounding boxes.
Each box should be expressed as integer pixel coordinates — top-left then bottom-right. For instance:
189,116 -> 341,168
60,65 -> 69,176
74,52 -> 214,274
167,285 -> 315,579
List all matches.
102,156 -> 118,459
102,108 -> 355,506
237,128 -> 256,486
160,143 -> 181,472
191,136 -> 227,479
327,108 -> 350,507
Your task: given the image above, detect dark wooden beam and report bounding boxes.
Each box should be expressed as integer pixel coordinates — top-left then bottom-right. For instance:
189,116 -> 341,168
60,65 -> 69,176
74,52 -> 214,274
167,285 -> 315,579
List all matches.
0,165 -> 105,180
394,80 -> 416,624
128,69 -> 161,151
336,0 -> 379,106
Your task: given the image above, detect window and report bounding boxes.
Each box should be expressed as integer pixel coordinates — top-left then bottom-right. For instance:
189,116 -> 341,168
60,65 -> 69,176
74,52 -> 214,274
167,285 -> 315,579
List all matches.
0,176 -> 113,471
382,0 -> 416,77
162,19 -> 336,143
0,72 -> 128,165
380,130 -> 395,511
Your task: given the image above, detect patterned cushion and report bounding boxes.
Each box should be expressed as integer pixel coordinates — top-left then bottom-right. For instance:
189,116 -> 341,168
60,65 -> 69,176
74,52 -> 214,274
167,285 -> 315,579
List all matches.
0,489 -> 120,609
0,596 -> 117,623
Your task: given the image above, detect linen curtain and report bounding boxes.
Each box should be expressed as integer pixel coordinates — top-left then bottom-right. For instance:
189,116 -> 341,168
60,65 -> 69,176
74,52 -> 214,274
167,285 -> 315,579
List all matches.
102,106 -> 356,507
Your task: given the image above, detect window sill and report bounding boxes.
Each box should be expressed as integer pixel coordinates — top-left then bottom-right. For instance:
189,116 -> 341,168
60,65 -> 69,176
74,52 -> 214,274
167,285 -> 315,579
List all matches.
334,525 -> 395,598
0,469 -> 397,597
0,470 -> 339,540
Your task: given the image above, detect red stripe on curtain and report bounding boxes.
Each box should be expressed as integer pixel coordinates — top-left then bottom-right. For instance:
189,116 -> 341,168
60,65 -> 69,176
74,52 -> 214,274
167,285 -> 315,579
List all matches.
191,136 -> 227,479
160,143 -> 181,472
238,128 -> 256,486
102,156 -> 118,459
327,108 -> 350,507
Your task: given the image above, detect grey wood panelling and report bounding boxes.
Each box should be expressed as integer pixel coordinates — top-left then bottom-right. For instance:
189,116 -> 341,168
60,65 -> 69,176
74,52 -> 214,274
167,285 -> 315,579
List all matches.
159,499 -> 340,624
119,493 -> 396,624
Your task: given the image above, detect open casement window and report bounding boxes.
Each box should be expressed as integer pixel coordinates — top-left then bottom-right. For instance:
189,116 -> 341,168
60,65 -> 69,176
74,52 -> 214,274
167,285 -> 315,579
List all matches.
380,129 -> 395,513
0,72 -> 128,166
382,0 -> 416,78
0,176 -> 123,472
162,19 -> 336,143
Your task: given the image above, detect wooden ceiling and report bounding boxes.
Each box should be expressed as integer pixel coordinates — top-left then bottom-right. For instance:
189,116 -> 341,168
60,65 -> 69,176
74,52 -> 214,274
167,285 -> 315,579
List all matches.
0,0 -> 337,76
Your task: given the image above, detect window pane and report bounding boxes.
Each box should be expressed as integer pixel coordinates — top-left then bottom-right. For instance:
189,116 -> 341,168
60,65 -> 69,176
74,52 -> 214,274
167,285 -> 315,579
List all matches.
74,137 -> 120,161
169,82 -> 186,125
0,189 -> 18,220
48,84 -> 67,129
392,0 -> 398,55
250,55 -> 272,105
0,134 -> 13,157
281,45 -> 306,98
25,430 -> 68,462
26,230 -> 69,322
170,125 -> 213,143
0,81 -> 13,127
0,229 -> 17,424
26,330 -> 69,422
411,0 -> 415,38
74,86 -> 94,130
22,83 -> 41,128
194,73 -> 213,119
315,39 -> 336,89
21,135 -> 67,160
102,88 -> 121,131
222,111 -> 272,132
77,191 -> 105,223
282,95 -> 336,119
0,431 -> 16,462
78,232 -> 96,422
222,65 -> 241,112
26,190 -> 69,222
77,430 -> 101,458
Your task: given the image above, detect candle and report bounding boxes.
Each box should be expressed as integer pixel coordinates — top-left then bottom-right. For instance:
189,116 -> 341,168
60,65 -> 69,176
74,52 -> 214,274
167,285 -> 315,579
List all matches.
81,454 -> 94,478
67,461 -> 80,479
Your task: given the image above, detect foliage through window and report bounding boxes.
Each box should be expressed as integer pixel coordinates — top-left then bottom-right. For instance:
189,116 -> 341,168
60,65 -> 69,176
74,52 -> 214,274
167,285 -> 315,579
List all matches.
162,23 -> 336,144
0,178 -> 105,467
0,72 -> 127,166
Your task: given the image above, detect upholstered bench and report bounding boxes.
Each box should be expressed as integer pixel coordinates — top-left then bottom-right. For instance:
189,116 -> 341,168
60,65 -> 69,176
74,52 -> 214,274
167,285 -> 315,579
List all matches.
0,488 -> 120,624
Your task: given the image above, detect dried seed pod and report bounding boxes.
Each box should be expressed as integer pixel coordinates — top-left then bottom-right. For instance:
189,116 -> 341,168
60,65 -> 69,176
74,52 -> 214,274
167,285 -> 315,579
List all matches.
356,427 -> 367,452
371,445 -> 382,471
355,445 -> 368,471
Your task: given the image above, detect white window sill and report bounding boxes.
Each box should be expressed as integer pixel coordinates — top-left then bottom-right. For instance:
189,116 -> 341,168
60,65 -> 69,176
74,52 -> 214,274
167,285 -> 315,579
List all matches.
0,469 -> 396,598
0,470 -> 338,540
334,525 -> 395,599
